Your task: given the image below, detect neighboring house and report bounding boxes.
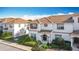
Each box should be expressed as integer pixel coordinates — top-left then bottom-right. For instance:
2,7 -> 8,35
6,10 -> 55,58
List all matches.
28,14 -> 79,48
0,18 -> 29,37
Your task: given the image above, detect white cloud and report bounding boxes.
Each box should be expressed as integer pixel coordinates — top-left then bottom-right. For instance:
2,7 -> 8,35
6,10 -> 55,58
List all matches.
0,12 -> 75,20
22,12 -> 74,20
0,16 -> 18,18
22,15 -> 51,20
54,13 -> 66,15
68,12 -> 74,14
6,16 -> 17,18
22,13 -> 66,20
53,12 -> 74,16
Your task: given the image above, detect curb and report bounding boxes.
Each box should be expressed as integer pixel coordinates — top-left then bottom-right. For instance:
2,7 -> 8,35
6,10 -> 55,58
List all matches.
0,40 -> 32,51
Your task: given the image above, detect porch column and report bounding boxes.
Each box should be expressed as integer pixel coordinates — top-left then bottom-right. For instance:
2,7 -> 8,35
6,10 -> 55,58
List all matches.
71,37 -> 73,48
47,34 -> 52,44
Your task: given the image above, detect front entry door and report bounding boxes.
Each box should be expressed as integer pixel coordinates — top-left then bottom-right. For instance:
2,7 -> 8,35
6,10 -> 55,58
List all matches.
42,34 -> 47,41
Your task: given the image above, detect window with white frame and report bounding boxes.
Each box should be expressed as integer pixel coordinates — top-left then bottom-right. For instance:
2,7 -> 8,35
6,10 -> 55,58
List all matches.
24,24 -> 27,27
44,24 -> 48,27
5,24 -> 7,27
57,24 -> 64,30
30,24 -> 37,29
4,24 -> 8,30
9,24 -> 13,28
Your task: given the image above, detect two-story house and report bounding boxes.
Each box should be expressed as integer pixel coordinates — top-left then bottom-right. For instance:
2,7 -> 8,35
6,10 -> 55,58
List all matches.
28,14 -> 79,49
0,18 -> 29,37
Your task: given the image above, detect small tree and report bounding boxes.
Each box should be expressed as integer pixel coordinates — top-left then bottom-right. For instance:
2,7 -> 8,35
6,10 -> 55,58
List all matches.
54,37 -> 65,45
53,37 -> 65,49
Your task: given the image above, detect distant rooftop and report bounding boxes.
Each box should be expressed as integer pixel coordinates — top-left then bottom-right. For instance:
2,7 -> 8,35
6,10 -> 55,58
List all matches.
30,14 -> 79,24
0,18 -> 29,24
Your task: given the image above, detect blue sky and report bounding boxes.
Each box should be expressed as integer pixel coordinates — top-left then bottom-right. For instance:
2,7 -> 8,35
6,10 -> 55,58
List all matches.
0,7 -> 79,19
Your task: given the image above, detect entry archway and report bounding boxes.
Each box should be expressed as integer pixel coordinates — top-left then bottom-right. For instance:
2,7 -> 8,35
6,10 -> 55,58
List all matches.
42,34 -> 47,41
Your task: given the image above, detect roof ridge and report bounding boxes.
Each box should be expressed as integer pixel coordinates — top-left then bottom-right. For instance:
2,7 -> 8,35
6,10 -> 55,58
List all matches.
46,17 -> 53,23
37,19 -> 41,23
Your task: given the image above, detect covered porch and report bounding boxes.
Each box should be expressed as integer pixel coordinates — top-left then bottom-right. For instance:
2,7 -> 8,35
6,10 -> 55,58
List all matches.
71,30 -> 79,51
38,30 -> 52,43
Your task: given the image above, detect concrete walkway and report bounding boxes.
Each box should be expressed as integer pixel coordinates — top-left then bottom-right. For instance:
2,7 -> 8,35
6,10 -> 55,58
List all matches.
72,44 -> 79,51
0,43 -> 22,51
0,39 -> 32,51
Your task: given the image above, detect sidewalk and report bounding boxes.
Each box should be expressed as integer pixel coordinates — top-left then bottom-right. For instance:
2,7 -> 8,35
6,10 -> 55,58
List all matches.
0,39 -> 32,51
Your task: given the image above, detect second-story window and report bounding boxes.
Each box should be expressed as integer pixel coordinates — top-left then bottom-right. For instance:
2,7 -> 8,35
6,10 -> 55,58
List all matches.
44,24 -> 48,27
24,24 -> 27,27
19,24 -> 21,27
5,24 -> 6,27
9,24 -> 13,28
57,24 -> 64,30
30,23 -> 37,29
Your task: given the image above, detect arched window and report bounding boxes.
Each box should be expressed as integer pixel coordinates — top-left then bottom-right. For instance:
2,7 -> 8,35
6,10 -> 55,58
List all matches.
44,24 -> 48,27
42,34 -> 47,41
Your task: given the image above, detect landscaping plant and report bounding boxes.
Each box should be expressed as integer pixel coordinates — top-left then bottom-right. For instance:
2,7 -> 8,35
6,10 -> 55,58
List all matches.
51,37 -> 72,50
16,35 -> 38,47
1,32 -> 13,41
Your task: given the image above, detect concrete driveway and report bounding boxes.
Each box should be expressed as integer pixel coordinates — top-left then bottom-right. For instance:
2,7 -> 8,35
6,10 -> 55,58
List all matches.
0,43 -> 23,51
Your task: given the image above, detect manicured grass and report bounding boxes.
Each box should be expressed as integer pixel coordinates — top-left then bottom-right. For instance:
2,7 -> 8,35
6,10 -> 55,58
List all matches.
0,32 -> 13,41
24,41 -> 37,47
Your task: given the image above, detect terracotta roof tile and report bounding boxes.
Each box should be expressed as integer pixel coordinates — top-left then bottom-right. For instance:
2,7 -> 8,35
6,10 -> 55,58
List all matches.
48,15 -> 71,23
30,19 -> 39,23
31,14 -> 79,24
0,18 -> 28,24
39,17 -> 52,24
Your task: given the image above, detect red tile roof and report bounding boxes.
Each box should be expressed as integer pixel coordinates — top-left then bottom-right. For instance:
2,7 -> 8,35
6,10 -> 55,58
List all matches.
30,14 -> 79,24
0,18 -> 28,24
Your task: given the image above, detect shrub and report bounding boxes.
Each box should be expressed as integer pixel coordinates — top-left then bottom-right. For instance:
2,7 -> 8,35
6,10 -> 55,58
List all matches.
16,35 -> 39,47
52,37 -> 65,49
24,41 -> 37,47
31,46 -> 45,51
25,36 -> 35,42
41,44 -> 48,49
16,35 -> 28,44
51,44 -> 59,49
2,32 -> 12,37
1,32 -> 12,41
0,30 -> 3,36
54,37 -> 65,46
36,40 -> 42,47
64,43 -> 72,50
52,37 -> 72,50
16,35 -> 36,44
